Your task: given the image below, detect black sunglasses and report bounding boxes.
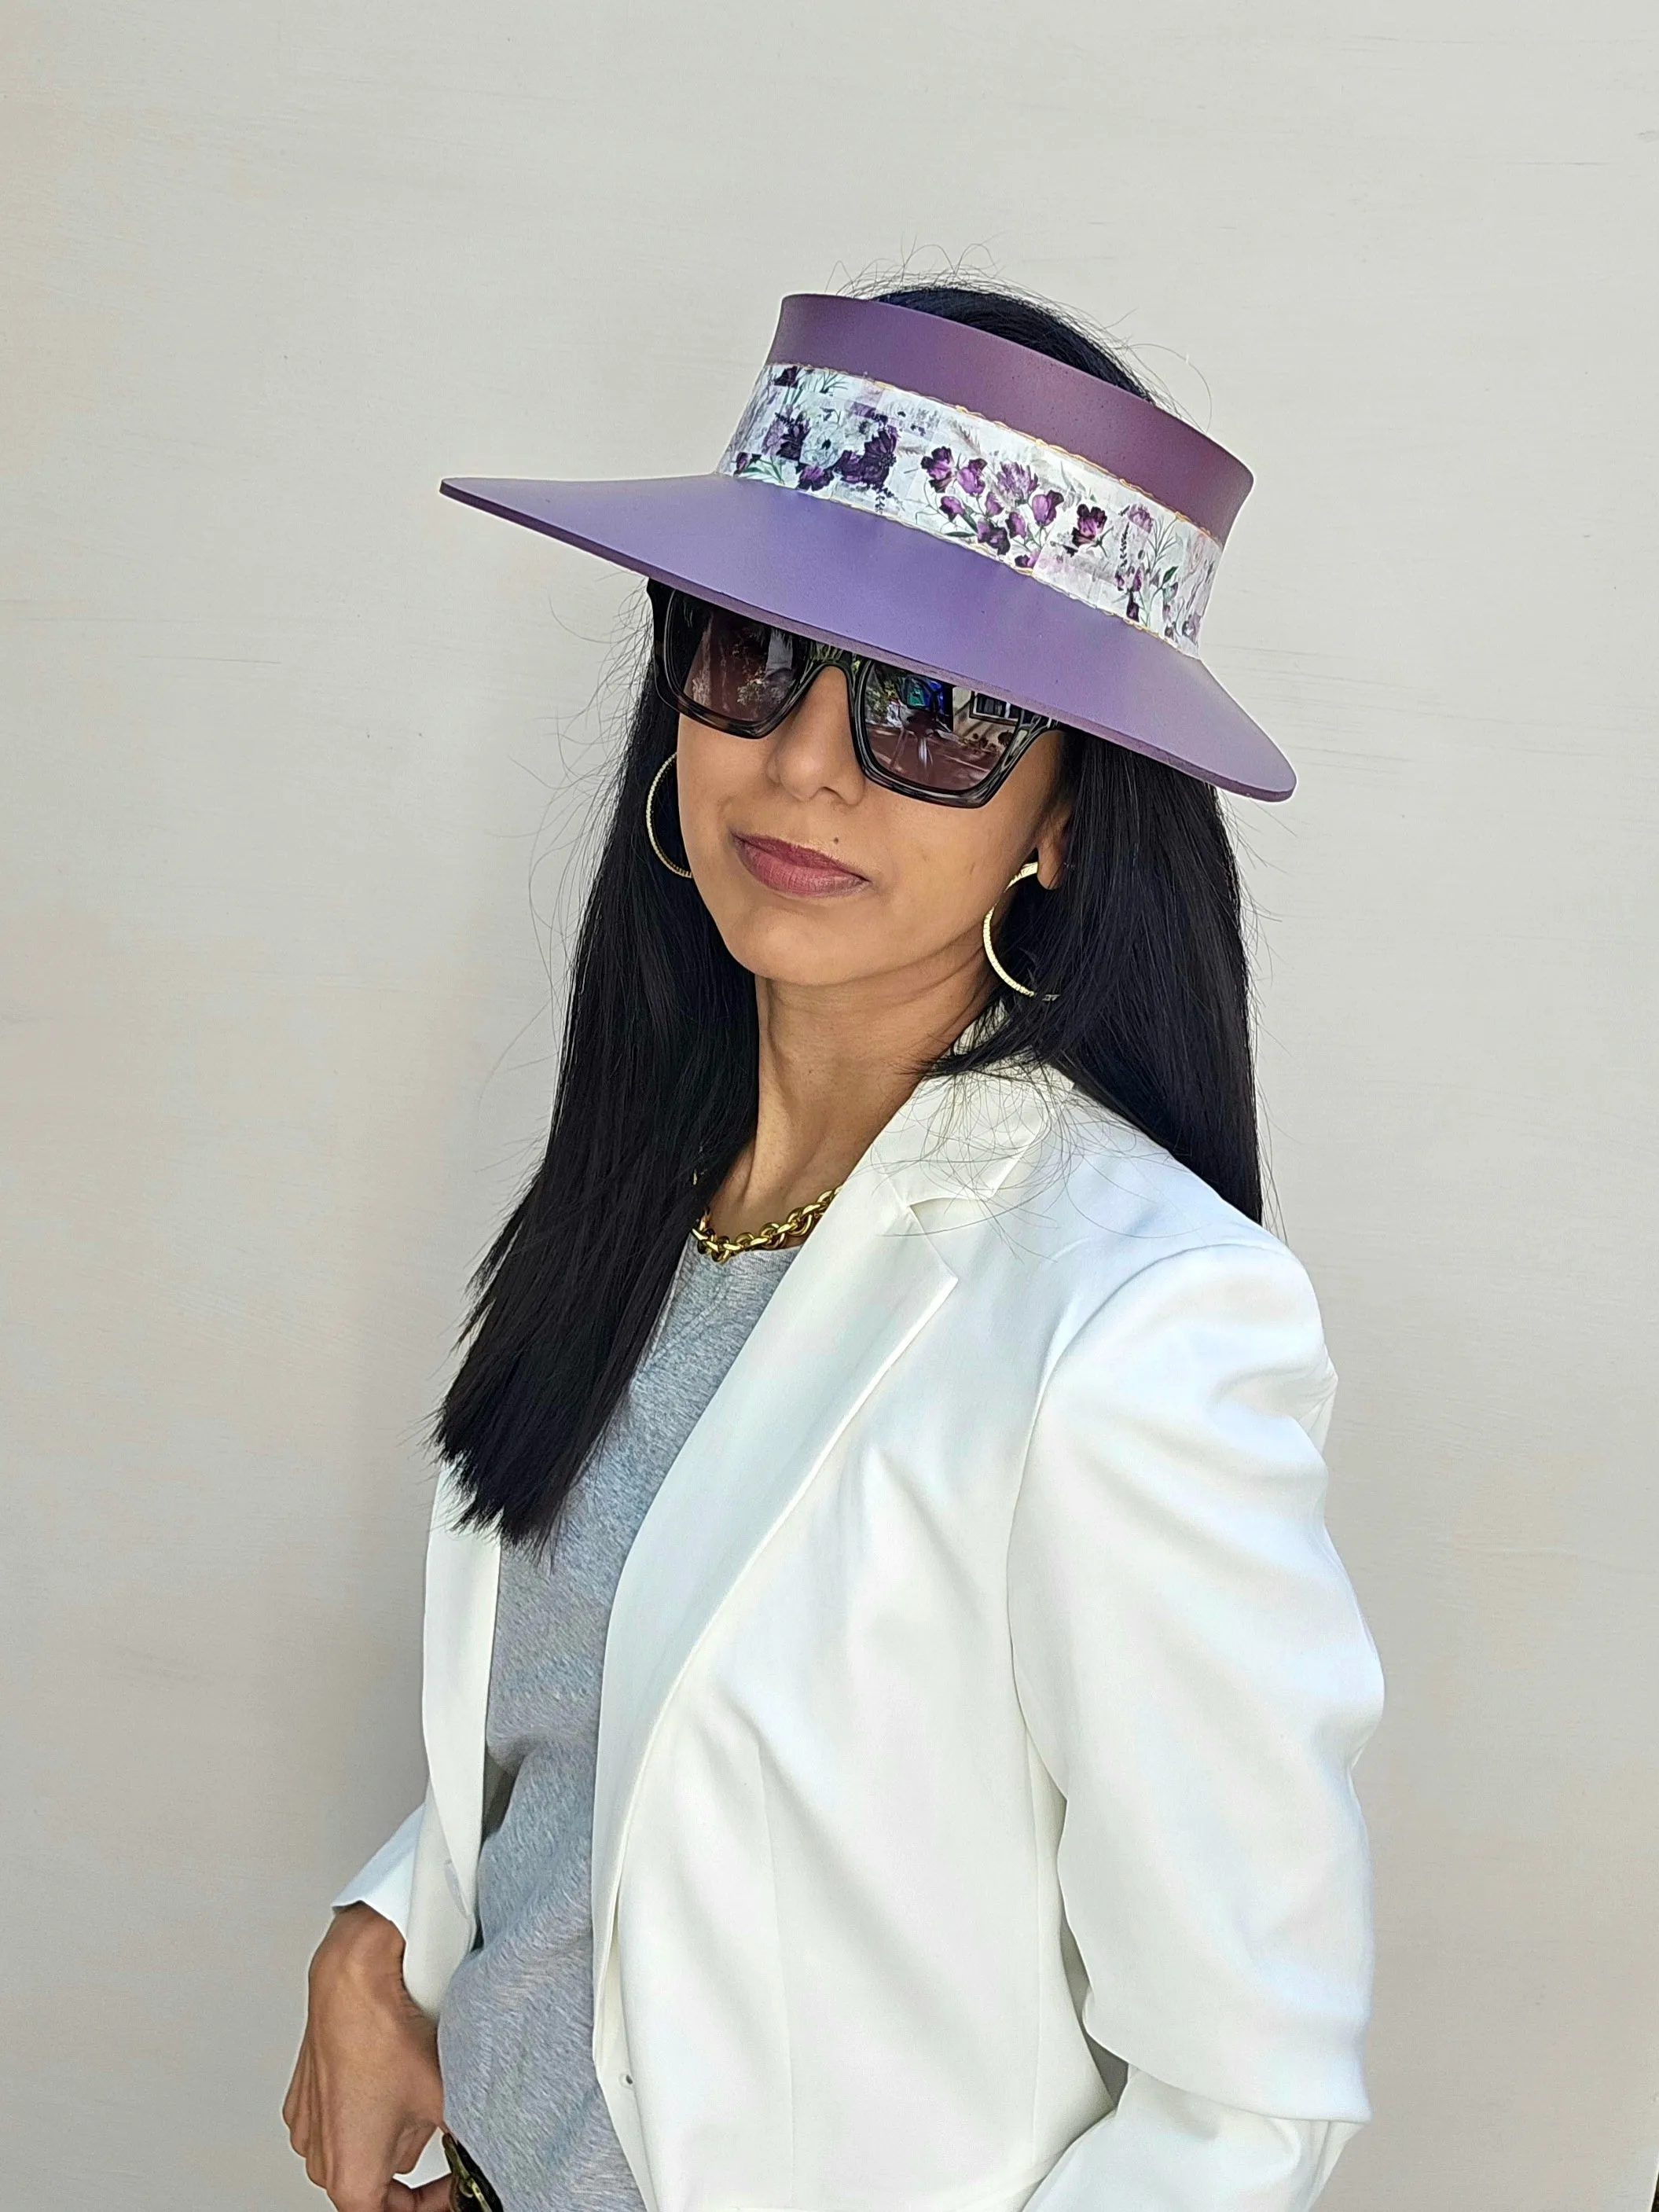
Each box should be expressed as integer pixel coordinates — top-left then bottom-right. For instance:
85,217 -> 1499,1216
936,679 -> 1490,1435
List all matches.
648,582 -> 1054,807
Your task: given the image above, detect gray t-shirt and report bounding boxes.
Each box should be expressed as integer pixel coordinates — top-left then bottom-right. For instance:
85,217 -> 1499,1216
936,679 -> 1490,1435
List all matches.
439,1236 -> 798,2212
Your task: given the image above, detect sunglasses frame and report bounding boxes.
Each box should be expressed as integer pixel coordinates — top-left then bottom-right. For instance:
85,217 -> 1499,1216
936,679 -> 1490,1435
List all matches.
648,582 -> 1054,809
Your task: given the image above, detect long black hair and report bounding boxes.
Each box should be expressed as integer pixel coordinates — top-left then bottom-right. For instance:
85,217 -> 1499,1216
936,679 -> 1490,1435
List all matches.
435,281 -> 1261,1545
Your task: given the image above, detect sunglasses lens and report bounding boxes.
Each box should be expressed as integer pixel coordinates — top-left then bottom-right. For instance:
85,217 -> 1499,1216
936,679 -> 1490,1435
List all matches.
862,666 -> 1030,796
664,596 -> 809,730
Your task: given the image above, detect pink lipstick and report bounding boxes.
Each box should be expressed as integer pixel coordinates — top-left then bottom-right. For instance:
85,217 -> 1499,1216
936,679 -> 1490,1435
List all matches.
733,834 -> 868,898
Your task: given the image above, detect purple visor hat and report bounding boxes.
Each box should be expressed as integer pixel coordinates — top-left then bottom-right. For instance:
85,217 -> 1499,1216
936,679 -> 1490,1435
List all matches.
442,293 -> 1291,801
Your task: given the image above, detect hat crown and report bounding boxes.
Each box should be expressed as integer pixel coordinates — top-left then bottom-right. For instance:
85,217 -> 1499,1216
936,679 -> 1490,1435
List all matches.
768,295 -> 1251,545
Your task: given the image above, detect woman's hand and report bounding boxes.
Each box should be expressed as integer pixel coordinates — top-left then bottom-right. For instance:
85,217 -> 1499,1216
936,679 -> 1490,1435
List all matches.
284,1902 -> 453,2211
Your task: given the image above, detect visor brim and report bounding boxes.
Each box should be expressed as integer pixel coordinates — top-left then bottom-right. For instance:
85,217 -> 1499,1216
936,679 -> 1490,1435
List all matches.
440,472 -> 1294,803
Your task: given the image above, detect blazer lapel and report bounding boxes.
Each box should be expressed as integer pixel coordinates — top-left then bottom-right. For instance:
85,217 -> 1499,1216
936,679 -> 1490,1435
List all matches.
589,1065 -> 1060,2004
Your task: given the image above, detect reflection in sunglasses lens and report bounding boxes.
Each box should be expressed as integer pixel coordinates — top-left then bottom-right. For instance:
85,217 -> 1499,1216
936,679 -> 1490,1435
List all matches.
863,666 -> 1022,795
677,605 -> 806,727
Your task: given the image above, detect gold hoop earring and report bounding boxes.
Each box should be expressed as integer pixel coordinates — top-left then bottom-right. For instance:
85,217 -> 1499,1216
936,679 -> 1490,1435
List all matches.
645,755 -> 693,879
982,858 -> 1055,1001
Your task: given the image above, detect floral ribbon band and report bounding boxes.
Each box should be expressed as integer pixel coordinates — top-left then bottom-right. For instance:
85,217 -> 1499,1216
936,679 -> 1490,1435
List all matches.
719,363 -> 1222,657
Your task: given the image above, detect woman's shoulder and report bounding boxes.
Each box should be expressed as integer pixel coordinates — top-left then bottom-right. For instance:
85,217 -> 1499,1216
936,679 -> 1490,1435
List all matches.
949,1064 -> 1323,1328
887,1065 -> 1338,1435
1008,1075 -> 1337,1409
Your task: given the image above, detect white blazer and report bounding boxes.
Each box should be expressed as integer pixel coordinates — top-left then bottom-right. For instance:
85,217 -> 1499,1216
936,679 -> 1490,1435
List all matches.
341,1065 -> 1384,2212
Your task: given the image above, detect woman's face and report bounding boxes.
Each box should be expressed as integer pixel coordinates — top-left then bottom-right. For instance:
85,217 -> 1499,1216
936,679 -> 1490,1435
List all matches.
673,667 -> 1071,1003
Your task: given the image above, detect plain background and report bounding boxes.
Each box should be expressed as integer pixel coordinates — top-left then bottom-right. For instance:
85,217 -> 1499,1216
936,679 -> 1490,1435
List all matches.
4,4 -> 1657,2206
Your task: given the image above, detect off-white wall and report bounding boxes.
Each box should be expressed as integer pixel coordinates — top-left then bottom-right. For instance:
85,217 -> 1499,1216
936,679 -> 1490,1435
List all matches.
5,5 -> 1657,2206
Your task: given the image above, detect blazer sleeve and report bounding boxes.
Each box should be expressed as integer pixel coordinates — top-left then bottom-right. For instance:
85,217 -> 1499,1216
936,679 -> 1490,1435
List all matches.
330,1802 -> 424,1937
1007,1238 -> 1384,2195
1026,2073 -> 1360,2210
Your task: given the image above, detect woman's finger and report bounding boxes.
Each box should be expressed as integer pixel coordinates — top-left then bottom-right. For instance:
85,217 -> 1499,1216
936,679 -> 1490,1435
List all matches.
283,2042 -> 313,2155
384,2181 -> 453,2212
391,2119 -> 446,2181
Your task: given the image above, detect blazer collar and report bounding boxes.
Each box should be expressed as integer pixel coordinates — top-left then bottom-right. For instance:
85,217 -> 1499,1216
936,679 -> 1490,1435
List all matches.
589,1060 -> 1063,2004
867,1056 -> 1069,1212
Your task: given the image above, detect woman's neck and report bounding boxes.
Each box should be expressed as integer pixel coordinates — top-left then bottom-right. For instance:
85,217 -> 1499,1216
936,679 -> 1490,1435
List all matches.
707,958 -> 990,1238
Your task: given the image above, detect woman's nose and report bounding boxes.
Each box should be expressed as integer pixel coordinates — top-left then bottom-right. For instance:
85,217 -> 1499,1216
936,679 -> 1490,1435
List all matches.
766,665 -> 866,802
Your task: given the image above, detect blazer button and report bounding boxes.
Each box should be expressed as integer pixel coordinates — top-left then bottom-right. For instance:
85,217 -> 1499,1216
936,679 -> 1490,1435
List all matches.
622,2072 -> 633,2088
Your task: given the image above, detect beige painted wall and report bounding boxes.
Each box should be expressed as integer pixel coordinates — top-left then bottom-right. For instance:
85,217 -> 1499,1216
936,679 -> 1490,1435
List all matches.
5,5 -> 1657,2206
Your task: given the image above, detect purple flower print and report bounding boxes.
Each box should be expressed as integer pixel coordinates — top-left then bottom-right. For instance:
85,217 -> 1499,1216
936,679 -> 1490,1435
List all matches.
1114,506 -> 1158,623
919,438 -> 1066,569
1148,561 -> 1182,638
732,369 -> 1220,619
762,410 -> 809,463
835,418 -> 897,492
1177,559 -> 1216,648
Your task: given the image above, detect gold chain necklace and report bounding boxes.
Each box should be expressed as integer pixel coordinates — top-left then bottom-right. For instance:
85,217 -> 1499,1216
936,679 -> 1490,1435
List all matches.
692,1185 -> 839,1264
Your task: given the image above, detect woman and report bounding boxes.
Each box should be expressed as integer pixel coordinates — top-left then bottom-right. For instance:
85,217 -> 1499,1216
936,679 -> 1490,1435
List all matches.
284,284 -> 1384,2212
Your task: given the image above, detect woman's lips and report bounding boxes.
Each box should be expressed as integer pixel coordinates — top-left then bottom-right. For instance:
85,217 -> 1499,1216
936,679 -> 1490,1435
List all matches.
733,833 -> 868,898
